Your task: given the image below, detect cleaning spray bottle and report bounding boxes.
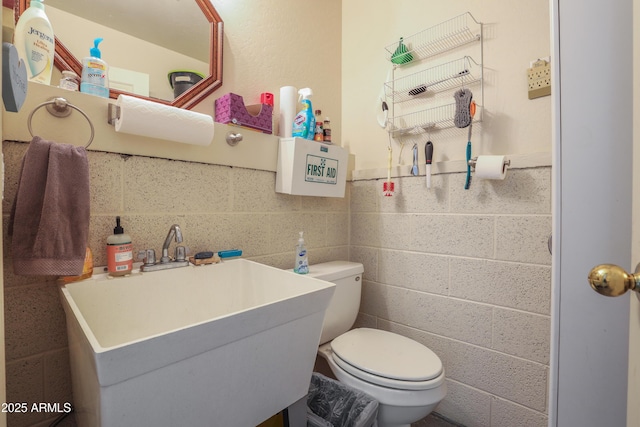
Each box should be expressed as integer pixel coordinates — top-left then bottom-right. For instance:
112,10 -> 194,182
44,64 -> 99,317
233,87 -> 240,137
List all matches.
292,88 -> 315,140
80,38 -> 110,98
13,0 -> 55,85
294,231 -> 309,274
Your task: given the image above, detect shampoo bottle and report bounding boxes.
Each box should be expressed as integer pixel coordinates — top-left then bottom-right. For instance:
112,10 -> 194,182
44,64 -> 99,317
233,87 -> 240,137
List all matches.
80,38 -> 110,98
107,216 -> 133,276
13,0 -> 55,85
294,231 -> 309,274
292,88 -> 315,140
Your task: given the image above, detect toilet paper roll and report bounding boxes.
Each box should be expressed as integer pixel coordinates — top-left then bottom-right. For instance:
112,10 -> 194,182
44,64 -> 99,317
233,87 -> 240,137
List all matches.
474,155 -> 508,180
279,86 -> 297,138
114,95 -> 214,146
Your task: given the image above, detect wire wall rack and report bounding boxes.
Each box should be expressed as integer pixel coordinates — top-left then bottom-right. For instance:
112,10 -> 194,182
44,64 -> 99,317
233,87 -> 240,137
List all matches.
384,12 -> 483,135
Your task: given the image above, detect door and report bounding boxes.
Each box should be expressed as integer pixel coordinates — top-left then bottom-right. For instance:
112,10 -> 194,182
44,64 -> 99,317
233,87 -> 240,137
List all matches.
550,0 -> 640,426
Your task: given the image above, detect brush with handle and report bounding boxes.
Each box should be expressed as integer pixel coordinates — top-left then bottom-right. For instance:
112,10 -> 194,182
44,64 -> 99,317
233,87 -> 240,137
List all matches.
425,141 -> 433,188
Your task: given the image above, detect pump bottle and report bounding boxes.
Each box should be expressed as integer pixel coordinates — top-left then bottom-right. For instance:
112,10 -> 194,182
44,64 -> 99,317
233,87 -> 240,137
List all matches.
107,216 -> 133,276
13,0 -> 55,84
80,38 -> 110,98
294,231 -> 309,274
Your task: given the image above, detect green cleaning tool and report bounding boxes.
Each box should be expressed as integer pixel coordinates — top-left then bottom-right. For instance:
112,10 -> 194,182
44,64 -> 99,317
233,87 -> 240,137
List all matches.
391,37 -> 413,65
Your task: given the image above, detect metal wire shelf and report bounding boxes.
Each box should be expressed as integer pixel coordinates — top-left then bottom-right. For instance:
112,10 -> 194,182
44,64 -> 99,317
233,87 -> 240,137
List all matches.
384,56 -> 481,104
384,12 -> 482,64
387,102 -> 483,136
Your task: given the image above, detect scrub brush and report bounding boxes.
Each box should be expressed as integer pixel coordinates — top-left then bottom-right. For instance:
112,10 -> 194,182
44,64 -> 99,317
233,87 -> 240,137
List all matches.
383,146 -> 394,196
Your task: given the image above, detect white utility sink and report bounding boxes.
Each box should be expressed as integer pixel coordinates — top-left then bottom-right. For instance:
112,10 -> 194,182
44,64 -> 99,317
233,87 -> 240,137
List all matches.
60,258 -> 335,427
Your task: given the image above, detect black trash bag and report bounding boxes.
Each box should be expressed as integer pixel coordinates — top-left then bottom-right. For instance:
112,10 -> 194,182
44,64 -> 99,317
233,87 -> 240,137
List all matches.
307,373 -> 379,427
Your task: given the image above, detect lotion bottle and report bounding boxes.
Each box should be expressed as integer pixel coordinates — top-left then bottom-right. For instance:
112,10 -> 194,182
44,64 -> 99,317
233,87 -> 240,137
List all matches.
13,0 -> 55,85
80,38 -> 110,98
107,216 -> 133,276
294,231 -> 309,274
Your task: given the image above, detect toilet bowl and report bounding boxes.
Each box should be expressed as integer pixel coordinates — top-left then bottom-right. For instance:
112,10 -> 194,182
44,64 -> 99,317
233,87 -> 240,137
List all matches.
307,261 -> 446,427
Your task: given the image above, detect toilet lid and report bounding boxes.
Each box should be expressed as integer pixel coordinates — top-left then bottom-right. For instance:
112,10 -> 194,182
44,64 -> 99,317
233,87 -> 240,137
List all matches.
331,328 -> 443,388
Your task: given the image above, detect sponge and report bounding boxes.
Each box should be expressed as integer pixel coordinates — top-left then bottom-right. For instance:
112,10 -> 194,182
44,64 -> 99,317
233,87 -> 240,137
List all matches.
453,88 -> 473,128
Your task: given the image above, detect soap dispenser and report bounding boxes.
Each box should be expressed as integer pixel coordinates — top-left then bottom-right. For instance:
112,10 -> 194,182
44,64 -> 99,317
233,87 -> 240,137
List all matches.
294,231 -> 309,274
107,216 -> 133,276
80,38 -> 110,98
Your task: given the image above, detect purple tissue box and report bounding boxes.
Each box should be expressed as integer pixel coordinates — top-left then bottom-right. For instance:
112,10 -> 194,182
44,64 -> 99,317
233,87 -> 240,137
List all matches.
214,93 -> 273,134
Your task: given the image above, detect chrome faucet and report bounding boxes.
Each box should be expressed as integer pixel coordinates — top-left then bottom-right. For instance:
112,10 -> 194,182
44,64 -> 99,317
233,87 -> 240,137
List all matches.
161,224 -> 183,263
140,224 -> 190,272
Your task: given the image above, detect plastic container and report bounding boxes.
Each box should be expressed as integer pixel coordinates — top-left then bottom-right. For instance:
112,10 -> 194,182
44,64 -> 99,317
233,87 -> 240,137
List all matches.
13,0 -> 55,85
80,38 -> 110,98
168,70 -> 204,98
294,231 -> 309,274
106,216 -> 133,276
307,373 -> 379,427
292,88 -> 315,140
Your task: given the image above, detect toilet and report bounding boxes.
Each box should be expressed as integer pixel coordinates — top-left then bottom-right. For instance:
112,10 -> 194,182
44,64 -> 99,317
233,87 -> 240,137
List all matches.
307,261 -> 447,427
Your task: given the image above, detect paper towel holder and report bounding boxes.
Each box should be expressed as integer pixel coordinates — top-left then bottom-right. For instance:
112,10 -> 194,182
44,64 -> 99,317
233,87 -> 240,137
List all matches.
468,156 -> 511,171
107,104 -> 120,126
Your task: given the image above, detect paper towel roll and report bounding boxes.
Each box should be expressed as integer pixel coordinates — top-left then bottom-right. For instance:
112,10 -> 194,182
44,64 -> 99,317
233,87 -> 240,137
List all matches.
474,155 -> 508,180
279,86 -> 297,138
114,95 -> 214,146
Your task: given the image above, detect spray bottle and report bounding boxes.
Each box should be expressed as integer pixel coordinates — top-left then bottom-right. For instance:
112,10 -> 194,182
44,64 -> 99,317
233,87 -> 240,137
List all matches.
292,88 -> 315,140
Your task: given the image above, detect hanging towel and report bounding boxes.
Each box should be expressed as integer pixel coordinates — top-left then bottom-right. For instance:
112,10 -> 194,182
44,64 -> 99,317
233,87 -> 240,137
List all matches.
9,136 -> 90,276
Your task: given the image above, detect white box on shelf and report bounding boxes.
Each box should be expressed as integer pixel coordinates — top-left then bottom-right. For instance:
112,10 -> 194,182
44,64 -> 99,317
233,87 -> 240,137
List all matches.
276,138 -> 347,198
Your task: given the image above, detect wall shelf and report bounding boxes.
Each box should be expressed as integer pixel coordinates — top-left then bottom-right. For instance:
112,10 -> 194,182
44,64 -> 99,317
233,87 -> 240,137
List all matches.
384,12 -> 483,135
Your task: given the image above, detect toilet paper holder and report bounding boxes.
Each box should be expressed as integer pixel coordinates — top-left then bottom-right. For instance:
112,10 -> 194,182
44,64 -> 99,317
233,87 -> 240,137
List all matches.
467,156 -> 511,170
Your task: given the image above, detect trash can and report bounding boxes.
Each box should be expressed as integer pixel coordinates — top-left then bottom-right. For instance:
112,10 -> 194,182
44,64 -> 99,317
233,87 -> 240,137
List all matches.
307,373 -> 379,427
168,70 -> 205,98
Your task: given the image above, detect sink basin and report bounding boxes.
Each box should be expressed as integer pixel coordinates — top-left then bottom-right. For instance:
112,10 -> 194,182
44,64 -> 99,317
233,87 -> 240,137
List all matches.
60,258 -> 335,427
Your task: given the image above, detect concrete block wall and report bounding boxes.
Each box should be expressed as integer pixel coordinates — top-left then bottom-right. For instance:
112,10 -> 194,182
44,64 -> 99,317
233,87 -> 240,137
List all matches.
2,141 -> 349,427
350,168 -> 552,427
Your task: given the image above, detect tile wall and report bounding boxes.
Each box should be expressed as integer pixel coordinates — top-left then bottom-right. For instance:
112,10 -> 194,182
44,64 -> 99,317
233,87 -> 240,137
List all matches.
2,140 -> 551,427
350,168 -> 552,427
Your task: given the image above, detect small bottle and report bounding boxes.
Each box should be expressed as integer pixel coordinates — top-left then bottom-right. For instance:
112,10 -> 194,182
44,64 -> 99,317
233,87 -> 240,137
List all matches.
80,38 -> 110,98
107,216 -> 133,276
59,70 -> 80,91
314,109 -> 324,142
13,0 -> 55,85
323,117 -> 332,144
294,231 -> 309,274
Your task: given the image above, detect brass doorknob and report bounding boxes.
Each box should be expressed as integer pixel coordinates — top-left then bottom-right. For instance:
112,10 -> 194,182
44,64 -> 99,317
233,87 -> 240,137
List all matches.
588,264 -> 640,297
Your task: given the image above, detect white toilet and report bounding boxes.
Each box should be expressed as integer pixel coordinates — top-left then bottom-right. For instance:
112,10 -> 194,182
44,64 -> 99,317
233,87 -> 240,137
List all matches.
308,261 -> 447,427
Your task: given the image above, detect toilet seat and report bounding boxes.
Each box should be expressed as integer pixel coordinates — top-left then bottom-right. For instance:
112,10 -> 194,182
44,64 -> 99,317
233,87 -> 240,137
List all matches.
330,328 -> 444,391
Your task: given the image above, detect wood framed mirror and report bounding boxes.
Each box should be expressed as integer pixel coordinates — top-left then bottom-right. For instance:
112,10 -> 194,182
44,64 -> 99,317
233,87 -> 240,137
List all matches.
14,0 -> 223,109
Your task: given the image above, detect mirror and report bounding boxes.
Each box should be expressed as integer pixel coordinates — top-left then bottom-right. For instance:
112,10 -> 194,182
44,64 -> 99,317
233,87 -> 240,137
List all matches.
15,0 -> 223,109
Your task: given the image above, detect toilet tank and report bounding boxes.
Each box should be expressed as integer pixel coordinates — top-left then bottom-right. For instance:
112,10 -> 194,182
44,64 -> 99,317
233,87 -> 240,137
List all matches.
307,261 -> 364,345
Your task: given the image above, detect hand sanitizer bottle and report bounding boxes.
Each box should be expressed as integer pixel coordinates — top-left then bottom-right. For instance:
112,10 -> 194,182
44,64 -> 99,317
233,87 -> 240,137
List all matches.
80,38 -> 110,98
294,231 -> 309,274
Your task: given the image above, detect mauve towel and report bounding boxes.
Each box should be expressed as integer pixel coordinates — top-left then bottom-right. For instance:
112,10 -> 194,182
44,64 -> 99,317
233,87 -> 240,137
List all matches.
9,136 -> 90,276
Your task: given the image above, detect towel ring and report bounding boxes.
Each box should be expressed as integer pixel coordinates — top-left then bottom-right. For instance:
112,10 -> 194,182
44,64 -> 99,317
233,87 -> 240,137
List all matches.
27,97 -> 95,148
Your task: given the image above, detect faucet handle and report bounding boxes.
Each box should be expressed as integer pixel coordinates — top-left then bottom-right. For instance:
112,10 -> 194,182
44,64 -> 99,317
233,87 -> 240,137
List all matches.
138,249 -> 156,266
175,246 -> 187,262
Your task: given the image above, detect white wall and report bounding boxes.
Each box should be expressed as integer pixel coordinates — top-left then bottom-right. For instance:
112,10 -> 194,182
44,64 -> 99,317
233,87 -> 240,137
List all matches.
342,0 -> 551,172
